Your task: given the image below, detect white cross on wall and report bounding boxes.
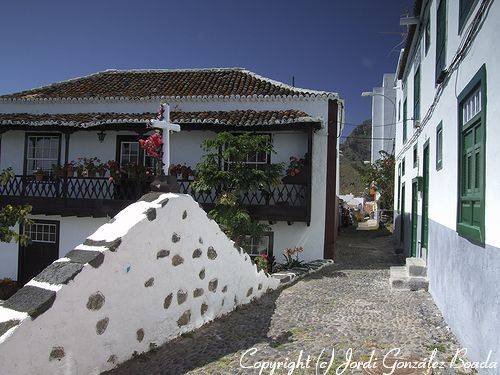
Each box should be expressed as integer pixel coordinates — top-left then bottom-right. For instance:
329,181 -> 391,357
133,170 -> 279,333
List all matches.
150,104 -> 181,175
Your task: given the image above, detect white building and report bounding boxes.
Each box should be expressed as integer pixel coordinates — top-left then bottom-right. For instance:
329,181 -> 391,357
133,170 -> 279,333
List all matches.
369,73 -> 396,163
392,0 -> 499,368
0,68 -> 343,283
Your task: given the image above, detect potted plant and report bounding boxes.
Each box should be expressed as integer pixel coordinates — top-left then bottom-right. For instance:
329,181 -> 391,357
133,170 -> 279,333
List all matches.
51,164 -> 63,180
282,154 -> 309,184
34,167 -> 44,182
95,160 -> 107,177
64,162 -> 74,177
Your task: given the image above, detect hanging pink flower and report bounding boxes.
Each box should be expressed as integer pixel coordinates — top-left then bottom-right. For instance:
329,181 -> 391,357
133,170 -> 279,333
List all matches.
139,132 -> 163,160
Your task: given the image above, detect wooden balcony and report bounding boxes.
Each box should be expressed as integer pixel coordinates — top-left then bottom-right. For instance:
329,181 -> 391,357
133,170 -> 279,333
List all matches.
0,175 -> 311,222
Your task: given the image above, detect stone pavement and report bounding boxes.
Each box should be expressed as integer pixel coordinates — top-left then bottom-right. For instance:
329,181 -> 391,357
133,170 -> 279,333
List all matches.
106,228 -> 468,375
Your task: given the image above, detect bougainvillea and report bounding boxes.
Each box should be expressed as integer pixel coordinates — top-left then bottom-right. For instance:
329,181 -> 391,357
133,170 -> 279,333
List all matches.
139,132 -> 163,160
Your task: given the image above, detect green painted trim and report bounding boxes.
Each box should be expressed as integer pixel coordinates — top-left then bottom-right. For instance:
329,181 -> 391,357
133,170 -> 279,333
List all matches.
402,157 -> 406,176
403,99 -> 408,143
413,143 -> 418,168
436,121 -> 443,170
435,0 -> 447,83
456,64 -> 486,246
421,140 -> 430,249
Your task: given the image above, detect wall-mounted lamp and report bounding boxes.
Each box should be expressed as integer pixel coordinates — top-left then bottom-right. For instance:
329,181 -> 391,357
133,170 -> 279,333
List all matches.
97,131 -> 106,143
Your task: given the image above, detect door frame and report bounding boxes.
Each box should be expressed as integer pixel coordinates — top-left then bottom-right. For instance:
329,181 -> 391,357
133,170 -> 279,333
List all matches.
18,219 -> 60,284
411,179 -> 419,257
400,182 -> 406,245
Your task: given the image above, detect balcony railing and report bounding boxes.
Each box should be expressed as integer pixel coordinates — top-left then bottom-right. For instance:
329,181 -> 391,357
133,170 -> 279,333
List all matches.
1,175 -> 310,222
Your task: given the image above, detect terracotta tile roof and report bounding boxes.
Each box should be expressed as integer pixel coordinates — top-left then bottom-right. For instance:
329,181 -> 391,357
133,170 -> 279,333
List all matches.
0,110 -> 320,129
0,68 -> 337,101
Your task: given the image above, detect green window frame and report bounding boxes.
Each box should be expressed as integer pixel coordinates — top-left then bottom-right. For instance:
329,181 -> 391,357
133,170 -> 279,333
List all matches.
413,143 -> 418,168
436,122 -> 443,170
403,99 -> 408,142
459,0 -> 479,33
436,0 -> 447,83
402,157 -> 406,176
414,67 -> 421,122
424,9 -> 431,56
397,163 -> 402,211
457,64 -> 486,245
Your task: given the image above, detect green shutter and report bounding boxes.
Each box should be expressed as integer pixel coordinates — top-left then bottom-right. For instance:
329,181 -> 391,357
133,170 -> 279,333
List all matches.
414,67 -> 421,121
459,0 -> 479,32
457,65 -> 486,245
413,143 -> 418,168
436,0 -> 447,82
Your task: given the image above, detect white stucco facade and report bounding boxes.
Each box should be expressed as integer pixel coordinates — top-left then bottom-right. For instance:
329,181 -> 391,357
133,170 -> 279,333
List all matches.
393,0 -> 500,369
370,73 -> 396,163
0,81 -> 342,281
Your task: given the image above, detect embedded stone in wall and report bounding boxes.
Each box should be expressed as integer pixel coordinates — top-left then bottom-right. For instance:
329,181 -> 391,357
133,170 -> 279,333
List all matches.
193,288 -> 204,298
199,237 -> 203,244
87,292 -> 105,311
49,347 -> 65,361
156,249 -> 170,259
0,319 -> 20,337
84,238 -> 121,252
177,310 -> 191,327
258,283 -> 262,290
201,303 -> 208,316
247,287 -> 253,297
208,279 -> 218,292
65,249 -> 105,268
136,329 -> 144,342
144,208 -> 156,221
172,255 -> 184,266
163,293 -> 173,309
172,233 -> 181,243
107,355 -> 117,364
144,277 -> 155,287
3,286 -> 56,319
177,290 -> 188,305
222,285 -> 228,293
199,269 -> 205,280
96,318 -> 109,335
182,210 -> 187,219
192,248 -> 202,258
207,246 -> 217,260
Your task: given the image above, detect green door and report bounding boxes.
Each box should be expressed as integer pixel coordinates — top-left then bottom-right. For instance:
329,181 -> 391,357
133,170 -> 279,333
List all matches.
421,143 -> 430,249
411,180 -> 418,257
400,183 -> 405,243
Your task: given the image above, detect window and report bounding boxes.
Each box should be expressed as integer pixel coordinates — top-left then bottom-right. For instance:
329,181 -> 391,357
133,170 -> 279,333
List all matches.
24,222 -> 58,243
397,164 -> 402,211
243,232 -> 274,257
414,67 -> 421,123
24,134 -> 61,174
116,135 -> 156,168
403,99 -> 408,143
436,122 -> 443,170
398,100 -> 401,121
459,0 -> 479,32
457,65 -> 486,244
413,144 -> 418,168
225,133 -> 271,170
402,157 -> 406,176
424,11 -> 431,55
436,0 -> 447,83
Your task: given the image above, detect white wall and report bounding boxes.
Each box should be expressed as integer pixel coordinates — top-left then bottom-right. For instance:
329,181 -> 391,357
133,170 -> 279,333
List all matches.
371,73 -> 396,163
0,193 -> 279,374
393,0 -> 500,367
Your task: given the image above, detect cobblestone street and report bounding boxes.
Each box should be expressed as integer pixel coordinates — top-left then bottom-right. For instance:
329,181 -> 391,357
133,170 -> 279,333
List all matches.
107,228 -> 465,375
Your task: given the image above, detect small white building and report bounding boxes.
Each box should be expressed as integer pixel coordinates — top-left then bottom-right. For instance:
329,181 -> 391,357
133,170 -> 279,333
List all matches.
392,0 -> 499,368
0,68 -> 343,283
370,73 -> 396,163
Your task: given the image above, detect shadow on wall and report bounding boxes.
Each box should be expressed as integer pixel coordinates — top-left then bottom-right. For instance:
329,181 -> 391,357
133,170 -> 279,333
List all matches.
393,212 -> 412,258
105,288 -> 284,374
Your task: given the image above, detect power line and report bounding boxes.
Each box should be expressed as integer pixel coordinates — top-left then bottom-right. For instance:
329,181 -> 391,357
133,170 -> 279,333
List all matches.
340,136 -> 395,140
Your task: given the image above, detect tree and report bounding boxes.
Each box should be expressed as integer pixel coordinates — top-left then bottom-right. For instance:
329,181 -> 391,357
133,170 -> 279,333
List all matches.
192,132 -> 283,249
357,151 -> 395,209
0,168 -> 32,245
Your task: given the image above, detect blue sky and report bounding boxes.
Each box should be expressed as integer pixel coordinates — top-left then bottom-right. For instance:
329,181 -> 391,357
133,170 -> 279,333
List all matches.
0,0 -> 412,136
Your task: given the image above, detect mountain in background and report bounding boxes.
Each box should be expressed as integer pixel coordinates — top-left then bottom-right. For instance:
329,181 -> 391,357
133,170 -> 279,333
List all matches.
339,120 -> 371,196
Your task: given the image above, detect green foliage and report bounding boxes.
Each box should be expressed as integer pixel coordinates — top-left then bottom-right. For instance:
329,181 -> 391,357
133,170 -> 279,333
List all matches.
0,168 -> 32,245
192,132 -> 284,249
357,150 -> 395,209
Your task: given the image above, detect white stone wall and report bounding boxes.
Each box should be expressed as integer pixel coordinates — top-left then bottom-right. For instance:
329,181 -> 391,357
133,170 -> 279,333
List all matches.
0,193 -> 279,374
371,73 -> 396,163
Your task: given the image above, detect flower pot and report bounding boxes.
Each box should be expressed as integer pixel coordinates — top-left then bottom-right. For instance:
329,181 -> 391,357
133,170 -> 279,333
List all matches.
35,171 -> 44,182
